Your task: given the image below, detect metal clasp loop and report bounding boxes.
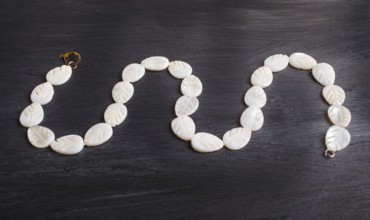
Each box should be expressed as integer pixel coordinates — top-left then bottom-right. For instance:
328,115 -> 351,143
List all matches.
60,52 -> 81,69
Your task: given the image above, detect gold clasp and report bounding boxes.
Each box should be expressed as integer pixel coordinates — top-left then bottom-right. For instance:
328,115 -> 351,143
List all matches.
60,52 -> 81,69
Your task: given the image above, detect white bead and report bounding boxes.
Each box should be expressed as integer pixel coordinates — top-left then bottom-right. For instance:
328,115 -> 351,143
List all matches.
328,105 -> 351,127
50,135 -> 84,155
312,63 -> 335,86
175,95 -> 199,116
244,86 -> 267,108
171,115 -> 196,141
191,132 -> 224,153
30,82 -> 54,105
46,65 -> 72,85
181,75 -> 203,97
104,103 -> 128,127
322,85 -> 345,105
251,66 -> 273,88
264,54 -> 289,72
121,63 -> 145,83
19,103 -> 44,127
223,127 -> 251,150
289,53 -> 317,70
112,81 -> 134,104
168,60 -> 192,79
325,125 -> 351,152
240,106 -> 264,131
84,123 -> 113,147
27,126 -> 55,148
141,56 -> 169,71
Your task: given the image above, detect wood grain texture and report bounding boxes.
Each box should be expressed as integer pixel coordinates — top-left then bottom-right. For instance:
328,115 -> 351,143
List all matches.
1,0 -> 370,219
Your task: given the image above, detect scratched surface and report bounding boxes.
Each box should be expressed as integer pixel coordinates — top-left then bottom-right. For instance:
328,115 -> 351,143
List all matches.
1,0 -> 370,219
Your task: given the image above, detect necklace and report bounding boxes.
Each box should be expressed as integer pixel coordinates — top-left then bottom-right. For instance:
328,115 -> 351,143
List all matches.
19,52 -> 351,158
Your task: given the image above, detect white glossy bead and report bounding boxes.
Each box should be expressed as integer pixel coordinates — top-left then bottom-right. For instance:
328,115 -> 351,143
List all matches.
325,125 -> 351,152
223,127 -> 251,150
104,103 -> 128,127
264,54 -> 289,72
240,106 -> 264,131
27,126 -> 55,148
171,115 -> 196,141
312,63 -> 335,86
46,65 -> 72,85
289,53 -> 317,70
175,95 -> 199,116
121,63 -> 145,83
322,85 -> 345,105
19,103 -> 44,127
84,123 -> 113,147
191,132 -> 224,153
181,75 -> 203,97
112,81 -> 134,104
251,66 -> 273,88
244,86 -> 267,108
168,60 -> 192,79
30,82 -> 54,105
141,56 -> 169,71
328,105 -> 351,127
50,135 -> 84,155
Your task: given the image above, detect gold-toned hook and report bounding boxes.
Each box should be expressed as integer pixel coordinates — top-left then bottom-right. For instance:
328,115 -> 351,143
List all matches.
60,52 -> 81,69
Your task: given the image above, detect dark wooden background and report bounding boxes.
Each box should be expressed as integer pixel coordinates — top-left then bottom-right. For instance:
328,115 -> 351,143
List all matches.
1,0 -> 370,219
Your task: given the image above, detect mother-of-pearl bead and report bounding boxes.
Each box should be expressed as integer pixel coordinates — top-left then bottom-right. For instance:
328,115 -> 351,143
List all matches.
122,63 -> 146,83
328,105 -> 351,127
244,86 -> 267,108
46,65 -> 72,85
312,63 -> 335,86
223,127 -> 251,150
322,85 -> 345,105
30,82 -> 54,105
27,125 -> 55,148
325,125 -> 351,152
104,103 -> 128,127
50,135 -> 84,155
112,81 -> 134,104
19,103 -> 44,127
84,123 -> 113,147
191,132 -> 224,153
141,56 -> 169,71
171,115 -> 196,141
264,54 -> 289,72
240,106 -> 264,131
175,95 -> 199,116
181,75 -> 203,97
168,60 -> 192,79
251,66 -> 273,88
289,53 -> 317,70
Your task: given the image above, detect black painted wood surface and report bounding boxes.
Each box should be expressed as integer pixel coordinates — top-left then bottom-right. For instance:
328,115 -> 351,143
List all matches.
1,0 -> 370,219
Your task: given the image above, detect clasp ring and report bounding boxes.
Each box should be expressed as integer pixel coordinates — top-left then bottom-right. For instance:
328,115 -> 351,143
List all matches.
60,52 -> 81,69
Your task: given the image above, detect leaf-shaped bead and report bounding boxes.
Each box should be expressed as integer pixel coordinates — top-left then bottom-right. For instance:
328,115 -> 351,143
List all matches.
84,123 -> 113,147
27,126 -> 55,148
240,106 -> 264,131
328,105 -> 351,127
171,115 -> 196,141
264,54 -> 289,72
312,63 -> 335,86
289,53 -> 317,70
46,65 -> 72,85
104,103 -> 128,127
322,85 -> 345,105
175,96 -> 199,116
168,61 -> 192,79
244,86 -> 267,108
50,135 -> 84,155
122,63 -> 146,83
223,127 -> 251,150
191,132 -> 224,153
251,66 -> 273,88
141,56 -> 169,71
325,125 -> 351,152
112,81 -> 134,104
31,82 -> 54,105
19,103 -> 44,127
180,75 -> 203,97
